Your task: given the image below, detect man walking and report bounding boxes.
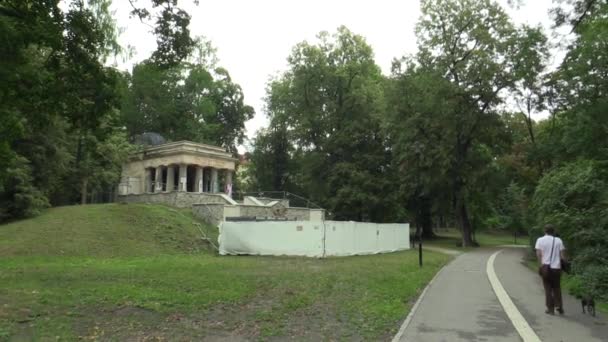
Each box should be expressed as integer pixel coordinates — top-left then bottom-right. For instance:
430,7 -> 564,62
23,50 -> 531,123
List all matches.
535,224 -> 566,315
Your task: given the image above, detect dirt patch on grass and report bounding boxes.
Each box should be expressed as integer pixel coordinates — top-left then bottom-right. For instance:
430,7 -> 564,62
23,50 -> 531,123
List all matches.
65,293 -> 359,341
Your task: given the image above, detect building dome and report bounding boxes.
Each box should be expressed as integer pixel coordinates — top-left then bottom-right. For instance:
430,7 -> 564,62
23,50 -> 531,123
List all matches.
133,132 -> 167,146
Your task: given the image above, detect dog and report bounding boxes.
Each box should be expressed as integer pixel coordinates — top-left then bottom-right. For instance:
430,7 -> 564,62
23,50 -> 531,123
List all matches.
581,297 -> 596,317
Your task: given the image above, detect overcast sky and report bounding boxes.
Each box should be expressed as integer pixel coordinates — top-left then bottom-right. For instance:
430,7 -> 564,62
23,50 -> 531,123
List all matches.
110,0 -> 561,151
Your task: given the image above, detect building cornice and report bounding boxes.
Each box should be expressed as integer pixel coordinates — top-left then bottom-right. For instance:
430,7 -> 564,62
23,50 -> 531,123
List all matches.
130,141 -> 238,163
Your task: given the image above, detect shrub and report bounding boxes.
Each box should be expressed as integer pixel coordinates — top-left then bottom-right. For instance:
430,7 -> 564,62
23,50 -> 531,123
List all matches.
532,160 -> 608,300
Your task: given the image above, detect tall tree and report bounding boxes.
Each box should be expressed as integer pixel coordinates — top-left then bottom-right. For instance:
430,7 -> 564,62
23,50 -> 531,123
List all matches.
256,27 -> 397,222
128,0 -> 199,68
121,41 -> 254,153
0,0 -> 131,218
400,0 -> 548,246
531,0 -> 608,300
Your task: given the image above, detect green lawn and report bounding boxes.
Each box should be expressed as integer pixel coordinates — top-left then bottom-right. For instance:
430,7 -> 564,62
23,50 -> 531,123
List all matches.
424,228 -> 527,251
0,204 -> 449,341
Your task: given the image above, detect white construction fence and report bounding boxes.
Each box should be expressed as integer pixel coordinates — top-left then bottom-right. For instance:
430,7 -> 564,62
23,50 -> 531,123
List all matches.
218,220 -> 410,257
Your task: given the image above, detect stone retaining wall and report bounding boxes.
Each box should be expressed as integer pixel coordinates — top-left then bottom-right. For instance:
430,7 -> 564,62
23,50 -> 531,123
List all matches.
118,192 -> 228,208
237,205 -> 311,221
191,204 -> 325,226
192,203 -> 227,225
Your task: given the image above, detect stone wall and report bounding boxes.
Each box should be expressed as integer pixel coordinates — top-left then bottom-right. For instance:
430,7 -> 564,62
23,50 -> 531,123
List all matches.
192,203 -> 227,226
120,193 -> 325,225
309,209 -> 325,221
118,192 -> 228,208
237,205 -> 313,221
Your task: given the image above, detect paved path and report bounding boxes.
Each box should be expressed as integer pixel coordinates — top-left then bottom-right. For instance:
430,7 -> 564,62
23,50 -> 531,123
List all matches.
395,248 -> 608,342
423,245 -> 463,256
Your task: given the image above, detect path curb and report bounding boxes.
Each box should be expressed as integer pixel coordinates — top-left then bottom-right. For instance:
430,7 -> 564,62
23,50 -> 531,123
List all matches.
486,249 -> 541,342
391,257 -> 453,342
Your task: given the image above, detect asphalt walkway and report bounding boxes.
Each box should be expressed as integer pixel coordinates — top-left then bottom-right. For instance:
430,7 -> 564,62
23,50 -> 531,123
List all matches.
395,248 -> 608,342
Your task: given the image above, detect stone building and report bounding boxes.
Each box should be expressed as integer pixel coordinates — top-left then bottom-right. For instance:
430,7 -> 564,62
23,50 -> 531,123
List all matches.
118,140 -> 325,225
118,141 -> 236,196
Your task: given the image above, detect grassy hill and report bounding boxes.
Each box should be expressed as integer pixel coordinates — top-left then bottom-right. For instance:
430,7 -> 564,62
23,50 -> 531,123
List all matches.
0,203 -> 216,257
0,203 -> 449,341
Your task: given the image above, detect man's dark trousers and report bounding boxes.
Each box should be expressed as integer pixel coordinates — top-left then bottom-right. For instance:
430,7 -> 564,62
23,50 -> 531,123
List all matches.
542,268 -> 562,311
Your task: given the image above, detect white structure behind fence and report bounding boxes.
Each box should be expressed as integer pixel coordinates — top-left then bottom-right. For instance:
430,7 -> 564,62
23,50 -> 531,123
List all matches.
219,221 -> 410,257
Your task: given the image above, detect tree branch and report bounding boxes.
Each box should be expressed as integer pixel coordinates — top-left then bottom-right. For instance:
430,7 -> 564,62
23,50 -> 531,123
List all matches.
570,0 -> 598,33
127,0 -> 155,29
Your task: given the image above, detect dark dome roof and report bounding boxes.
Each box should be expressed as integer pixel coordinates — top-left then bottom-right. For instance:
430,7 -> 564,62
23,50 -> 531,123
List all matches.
133,132 -> 167,146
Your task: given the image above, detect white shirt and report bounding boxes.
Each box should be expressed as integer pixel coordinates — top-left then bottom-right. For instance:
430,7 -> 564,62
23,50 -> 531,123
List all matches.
535,235 -> 565,269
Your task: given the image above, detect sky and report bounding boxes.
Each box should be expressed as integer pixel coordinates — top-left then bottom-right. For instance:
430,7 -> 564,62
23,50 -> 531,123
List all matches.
110,0 -> 562,151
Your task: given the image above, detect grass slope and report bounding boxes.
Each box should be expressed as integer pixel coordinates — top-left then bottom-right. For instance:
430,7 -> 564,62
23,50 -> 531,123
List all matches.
0,204 -> 215,257
0,204 -> 449,341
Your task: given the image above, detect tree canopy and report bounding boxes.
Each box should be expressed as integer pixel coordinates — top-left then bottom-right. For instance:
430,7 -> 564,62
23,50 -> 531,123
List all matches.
0,0 -> 252,219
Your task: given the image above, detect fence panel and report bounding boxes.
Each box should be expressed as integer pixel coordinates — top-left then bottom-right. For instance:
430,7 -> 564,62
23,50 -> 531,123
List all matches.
219,220 -> 409,257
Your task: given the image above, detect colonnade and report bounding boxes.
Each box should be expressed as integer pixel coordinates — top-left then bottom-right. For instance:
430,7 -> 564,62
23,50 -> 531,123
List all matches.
144,164 -> 233,194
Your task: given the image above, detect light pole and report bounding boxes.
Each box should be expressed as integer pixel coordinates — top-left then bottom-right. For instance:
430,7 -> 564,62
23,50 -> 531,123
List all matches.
414,142 -> 424,268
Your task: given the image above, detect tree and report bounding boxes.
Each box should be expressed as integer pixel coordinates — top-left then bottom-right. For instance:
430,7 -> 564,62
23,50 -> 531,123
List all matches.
531,0 -> 608,300
248,124 -> 294,192
386,65 -> 458,238
401,0 -> 548,246
121,41 -> 254,152
532,160 -> 608,301
0,0 -> 131,218
128,0 -> 199,68
254,27 -> 397,222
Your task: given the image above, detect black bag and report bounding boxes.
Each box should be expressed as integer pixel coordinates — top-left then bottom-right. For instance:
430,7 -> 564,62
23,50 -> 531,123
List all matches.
561,258 -> 571,274
539,264 -> 550,278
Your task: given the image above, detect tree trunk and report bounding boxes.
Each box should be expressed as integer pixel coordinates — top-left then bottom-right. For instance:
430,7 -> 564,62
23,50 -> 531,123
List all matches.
458,201 -> 474,247
453,172 -> 474,247
80,177 -> 88,205
420,197 -> 435,239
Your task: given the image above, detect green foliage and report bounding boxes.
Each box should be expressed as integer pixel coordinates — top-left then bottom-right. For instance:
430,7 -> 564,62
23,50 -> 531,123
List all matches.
0,1 -> 223,220
383,0 -> 546,244
0,0 -> 132,219
128,0 -> 199,68
532,160 -> 608,300
121,43 -> 254,153
0,155 -> 49,221
248,124 -> 296,192
495,182 -> 531,234
250,27 -> 397,221
522,0 -> 608,302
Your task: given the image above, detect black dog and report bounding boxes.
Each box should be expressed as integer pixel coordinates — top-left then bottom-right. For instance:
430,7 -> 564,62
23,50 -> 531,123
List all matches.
582,297 -> 596,317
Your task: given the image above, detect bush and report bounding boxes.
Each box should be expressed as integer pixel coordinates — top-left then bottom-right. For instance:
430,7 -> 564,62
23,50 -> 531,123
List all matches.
0,155 -> 49,222
532,160 -> 608,300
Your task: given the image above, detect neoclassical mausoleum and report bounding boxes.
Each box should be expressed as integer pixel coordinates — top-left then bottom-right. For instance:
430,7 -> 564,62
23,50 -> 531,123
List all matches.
117,139 -> 325,225
118,141 -> 236,196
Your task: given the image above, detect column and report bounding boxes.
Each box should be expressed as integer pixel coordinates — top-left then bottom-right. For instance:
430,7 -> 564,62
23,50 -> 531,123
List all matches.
178,164 -> 187,192
224,170 -> 233,197
195,166 -> 203,193
211,168 -> 218,193
155,166 -> 163,192
166,165 -> 175,192
145,168 -> 153,193
202,168 -> 207,192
